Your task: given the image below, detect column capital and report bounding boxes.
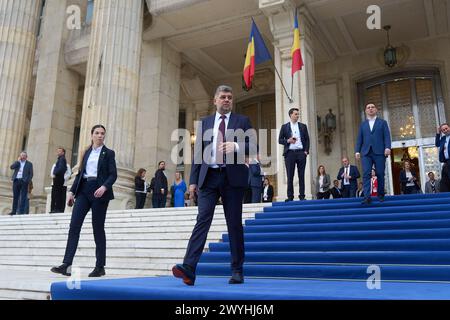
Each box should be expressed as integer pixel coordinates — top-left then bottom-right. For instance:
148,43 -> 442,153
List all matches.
260,1 -> 316,51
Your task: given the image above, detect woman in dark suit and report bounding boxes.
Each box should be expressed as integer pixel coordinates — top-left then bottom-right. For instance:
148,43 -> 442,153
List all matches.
135,168 -> 148,209
262,177 -> 274,202
315,165 -> 331,199
51,125 -> 117,278
400,160 -> 421,194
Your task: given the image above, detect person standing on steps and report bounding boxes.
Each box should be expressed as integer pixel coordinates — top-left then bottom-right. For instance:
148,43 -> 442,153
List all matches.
51,125 -> 117,278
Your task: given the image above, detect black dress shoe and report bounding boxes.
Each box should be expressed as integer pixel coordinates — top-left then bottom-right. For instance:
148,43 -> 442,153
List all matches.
378,195 -> 385,202
361,197 -> 372,205
285,198 -> 293,202
172,264 -> 196,286
51,263 -> 72,276
229,272 -> 244,284
298,196 -> 306,201
8,212 -> 15,216
88,267 -> 105,277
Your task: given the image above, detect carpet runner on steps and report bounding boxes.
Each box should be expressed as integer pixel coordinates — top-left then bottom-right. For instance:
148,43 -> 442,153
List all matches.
51,193 -> 450,299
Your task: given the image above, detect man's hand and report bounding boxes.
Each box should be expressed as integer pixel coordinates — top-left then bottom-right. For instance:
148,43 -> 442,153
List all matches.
287,137 -> 296,144
189,184 -> 197,200
384,149 -> 391,157
94,186 -> 107,198
437,126 -> 442,134
218,142 -> 236,154
355,153 -> 361,160
160,188 -> 165,195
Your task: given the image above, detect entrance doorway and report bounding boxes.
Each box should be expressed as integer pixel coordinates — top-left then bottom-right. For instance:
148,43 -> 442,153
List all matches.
358,69 -> 445,195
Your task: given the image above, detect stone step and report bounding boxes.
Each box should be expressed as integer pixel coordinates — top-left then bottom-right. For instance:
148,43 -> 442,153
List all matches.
0,264 -> 172,276
0,289 -> 51,300
0,225 -> 226,235
0,231 -> 225,241
0,247 -> 190,256
0,204 -> 267,222
0,255 -> 180,265
0,214 -> 255,230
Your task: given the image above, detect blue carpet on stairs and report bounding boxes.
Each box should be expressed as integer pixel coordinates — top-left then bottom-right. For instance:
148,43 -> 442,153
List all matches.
50,276 -> 450,300
51,193 -> 450,299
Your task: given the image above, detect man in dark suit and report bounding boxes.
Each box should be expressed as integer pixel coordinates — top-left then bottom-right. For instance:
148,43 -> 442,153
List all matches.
172,85 -> 256,286
355,103 -> 392,204
10,152 -> 33,215
337,157 -> 360,198
435,123 -> 450,192
153,161 -> 168,208
330,180 -> 343,199
50,147 -> 68,213
248,158 -> 263,203
278,108 -> 310,201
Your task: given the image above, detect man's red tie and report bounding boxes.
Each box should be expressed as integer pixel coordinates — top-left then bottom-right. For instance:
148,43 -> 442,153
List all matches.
217,115 -> 226,165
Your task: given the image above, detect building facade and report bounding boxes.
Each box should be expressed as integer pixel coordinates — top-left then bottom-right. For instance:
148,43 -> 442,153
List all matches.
0,0 -> 448,214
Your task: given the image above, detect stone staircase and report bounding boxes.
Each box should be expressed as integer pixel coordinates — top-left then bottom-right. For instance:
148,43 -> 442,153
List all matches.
0,203 -> 268,299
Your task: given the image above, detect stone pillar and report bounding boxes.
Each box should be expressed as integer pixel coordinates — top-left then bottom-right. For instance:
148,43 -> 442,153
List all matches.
135,39 -> 181,193
79,0 -> 143,210
260,0 -> 318,200
26,0 -> 85,213
0,0 -> 42,214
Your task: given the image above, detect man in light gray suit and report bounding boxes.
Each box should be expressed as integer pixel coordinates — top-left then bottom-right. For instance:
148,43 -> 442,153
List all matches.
10,152 -> 33,215
425,172 -> 440,194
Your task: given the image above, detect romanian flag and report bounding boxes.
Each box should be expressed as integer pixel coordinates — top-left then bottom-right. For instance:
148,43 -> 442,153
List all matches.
291,9 -> 304,75
243,20 -> 272,90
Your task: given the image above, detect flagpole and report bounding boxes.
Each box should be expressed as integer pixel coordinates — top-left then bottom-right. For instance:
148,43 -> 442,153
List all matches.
272,61 -> 293,103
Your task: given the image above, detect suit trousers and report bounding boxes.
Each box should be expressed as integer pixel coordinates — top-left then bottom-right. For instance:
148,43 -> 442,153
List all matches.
63,180 -> 109,268
184,168 -> 245,273
342,185 -> 357,198
251,187 -> 262,203
135,192 -> 147,209
285,150 -> 307,199
362,148 -> 387,199
12,179 -> 29,215
51,179 -> 66,213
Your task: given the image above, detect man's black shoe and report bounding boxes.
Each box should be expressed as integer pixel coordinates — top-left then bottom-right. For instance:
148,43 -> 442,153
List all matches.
378,195 -> 385,202
361,197 -> 372,205
172,264 -> 196,286
285,198 -> 293,202
88,267 -> 105,277
51,263 -> 71,276
229,272 -> 244,284
8,212 -> 15,216
298,196 -> 306,201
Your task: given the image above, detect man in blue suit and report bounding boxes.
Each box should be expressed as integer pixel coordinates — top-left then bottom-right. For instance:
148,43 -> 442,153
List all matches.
337,157 -> 360,198
172,85 -> 256,286
10,152 -> 33,215
435,123 -> 450,192
278,108 -> 310,201
355,103 -> 391,204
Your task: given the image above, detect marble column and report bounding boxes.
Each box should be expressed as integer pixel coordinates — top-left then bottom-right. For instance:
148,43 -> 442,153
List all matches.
26,0 -> 85,213
0,0 -> 42,214
260,0 -> 318,200
79,0 -> 143,210
135,39 -> 181,195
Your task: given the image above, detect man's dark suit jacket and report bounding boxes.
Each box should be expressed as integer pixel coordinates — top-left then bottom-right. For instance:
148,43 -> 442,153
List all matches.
249,162 -> 263,188
278,122 -> 310,157
10,161 -> 33,184
190,113 -> 254,189
330,187 -> 342,199
436,133 -> 450,163
355,118 -> 391,155
337,165 -> 360,189
70,145 -> 117,200
154,169 -> 168,196
53,155 -> 67,185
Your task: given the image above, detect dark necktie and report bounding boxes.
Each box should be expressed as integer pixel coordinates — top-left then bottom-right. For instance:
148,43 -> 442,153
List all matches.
217,115 -> 226,165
